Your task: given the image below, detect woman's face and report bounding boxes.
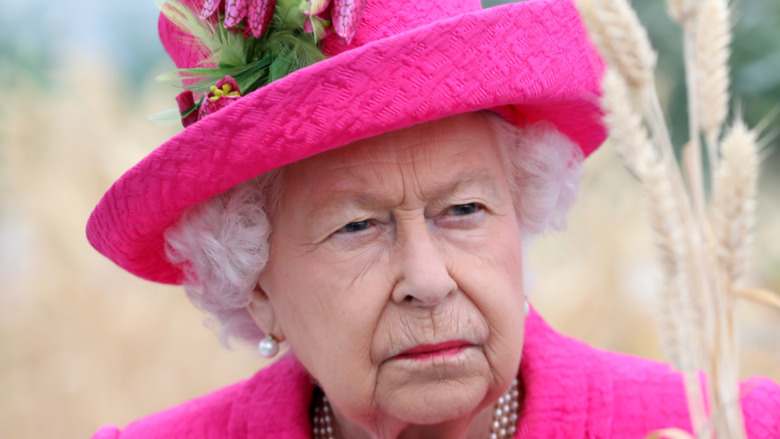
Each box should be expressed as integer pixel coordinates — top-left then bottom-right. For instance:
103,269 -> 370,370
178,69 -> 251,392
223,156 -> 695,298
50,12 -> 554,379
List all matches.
251,113 -> 526,436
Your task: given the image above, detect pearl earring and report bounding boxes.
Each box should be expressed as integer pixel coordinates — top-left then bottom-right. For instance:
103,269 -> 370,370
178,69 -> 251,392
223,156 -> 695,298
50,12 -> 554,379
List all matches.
258,334 -> 280,358
524,297 -> 530,316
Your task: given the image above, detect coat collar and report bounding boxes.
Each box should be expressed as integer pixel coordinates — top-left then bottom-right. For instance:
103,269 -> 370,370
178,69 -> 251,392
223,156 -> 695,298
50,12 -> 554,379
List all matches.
229,354 -> 314,438
516,308 -> 613,437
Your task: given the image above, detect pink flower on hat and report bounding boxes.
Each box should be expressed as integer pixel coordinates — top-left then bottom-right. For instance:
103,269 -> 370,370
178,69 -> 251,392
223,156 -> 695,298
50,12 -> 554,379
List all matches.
174,76 -> 242,127
201,0 -> 277,38
176,90 -> 201,127
303,0 -> 366,43
198,76 -> 243,119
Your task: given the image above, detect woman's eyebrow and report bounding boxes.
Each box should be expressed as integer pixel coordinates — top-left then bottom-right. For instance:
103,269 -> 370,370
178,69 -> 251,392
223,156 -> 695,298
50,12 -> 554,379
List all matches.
306,191 -> 391,219
426,169 -> 500,200
307,169 -> 500,217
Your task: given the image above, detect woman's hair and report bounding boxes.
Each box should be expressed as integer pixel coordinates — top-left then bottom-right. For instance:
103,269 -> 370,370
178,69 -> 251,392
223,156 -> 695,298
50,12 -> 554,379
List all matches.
164,112 -> 584,347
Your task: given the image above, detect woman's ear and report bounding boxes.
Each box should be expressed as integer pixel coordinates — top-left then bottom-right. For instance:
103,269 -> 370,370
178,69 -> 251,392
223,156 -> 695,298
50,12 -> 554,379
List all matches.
246,282 -> 285,342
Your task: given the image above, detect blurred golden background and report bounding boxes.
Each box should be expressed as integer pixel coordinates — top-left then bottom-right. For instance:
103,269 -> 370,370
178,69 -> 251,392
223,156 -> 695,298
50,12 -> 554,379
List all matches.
1,1 -> 779,438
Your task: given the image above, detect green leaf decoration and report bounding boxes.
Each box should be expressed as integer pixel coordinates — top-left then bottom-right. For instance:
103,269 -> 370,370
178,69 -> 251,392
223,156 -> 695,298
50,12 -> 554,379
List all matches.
161,0 -> 326,95
147,107 -> 187,126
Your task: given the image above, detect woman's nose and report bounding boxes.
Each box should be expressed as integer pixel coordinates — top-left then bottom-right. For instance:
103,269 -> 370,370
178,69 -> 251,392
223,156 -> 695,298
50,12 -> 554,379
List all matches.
391,219 -> 457,306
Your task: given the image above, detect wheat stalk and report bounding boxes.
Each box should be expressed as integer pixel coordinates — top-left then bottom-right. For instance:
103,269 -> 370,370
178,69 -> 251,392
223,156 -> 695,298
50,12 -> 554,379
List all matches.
602,75 -> 687,320
711,122 -> 758,433
685,6 -> 743,436
735,288 -> 780,310
602,72 -> 709,430
713,120 -> 758,290
578,0 -> 656,90
602,71 -> 653,170
581,0 -> 763,437
696,0 -> 732,167
667,0 -> 700,25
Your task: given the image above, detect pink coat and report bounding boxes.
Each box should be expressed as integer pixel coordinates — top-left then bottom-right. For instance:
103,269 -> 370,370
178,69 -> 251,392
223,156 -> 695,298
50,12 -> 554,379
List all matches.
92,311 -> 780,438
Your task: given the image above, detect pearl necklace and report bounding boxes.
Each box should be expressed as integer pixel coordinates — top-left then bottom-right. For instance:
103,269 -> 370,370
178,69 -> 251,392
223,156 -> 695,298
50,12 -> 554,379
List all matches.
312,378 -> 520,439
489,378 -> 520,439
311,389 -> 335,439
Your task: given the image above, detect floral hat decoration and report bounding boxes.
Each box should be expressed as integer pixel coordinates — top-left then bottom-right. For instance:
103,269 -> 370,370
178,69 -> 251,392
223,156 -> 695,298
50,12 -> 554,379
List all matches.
87,0 -> 606,284
165,0 -> 363,127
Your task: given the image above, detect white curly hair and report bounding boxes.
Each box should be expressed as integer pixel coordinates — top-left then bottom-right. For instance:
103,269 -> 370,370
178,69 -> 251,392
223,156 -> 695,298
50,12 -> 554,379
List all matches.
164,112 -> 584,347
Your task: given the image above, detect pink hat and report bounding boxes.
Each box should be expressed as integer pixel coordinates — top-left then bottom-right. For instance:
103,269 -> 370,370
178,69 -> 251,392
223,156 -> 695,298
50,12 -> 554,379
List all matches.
87,0 -> 606,284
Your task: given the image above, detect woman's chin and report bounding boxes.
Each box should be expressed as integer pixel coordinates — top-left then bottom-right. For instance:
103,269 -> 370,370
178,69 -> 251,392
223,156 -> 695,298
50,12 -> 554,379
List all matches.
375,352 -> 492,425
382,381 -> 487,425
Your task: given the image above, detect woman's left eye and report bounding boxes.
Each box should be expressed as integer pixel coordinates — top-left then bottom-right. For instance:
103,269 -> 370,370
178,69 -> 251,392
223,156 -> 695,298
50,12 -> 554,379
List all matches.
447,203 -> 482,216
339,220 -> 371,233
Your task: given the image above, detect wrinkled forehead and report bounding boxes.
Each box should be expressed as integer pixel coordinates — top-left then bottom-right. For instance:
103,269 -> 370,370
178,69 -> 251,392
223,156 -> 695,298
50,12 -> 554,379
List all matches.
286,113 -> 503,182
280,113 -> 507,203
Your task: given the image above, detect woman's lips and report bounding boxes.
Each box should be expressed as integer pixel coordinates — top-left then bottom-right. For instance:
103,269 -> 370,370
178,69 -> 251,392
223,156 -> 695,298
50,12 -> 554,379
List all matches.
392,340 -> 472,361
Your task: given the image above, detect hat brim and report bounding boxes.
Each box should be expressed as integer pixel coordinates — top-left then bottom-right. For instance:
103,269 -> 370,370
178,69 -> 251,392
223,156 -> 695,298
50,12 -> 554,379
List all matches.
87,0 -> 605,284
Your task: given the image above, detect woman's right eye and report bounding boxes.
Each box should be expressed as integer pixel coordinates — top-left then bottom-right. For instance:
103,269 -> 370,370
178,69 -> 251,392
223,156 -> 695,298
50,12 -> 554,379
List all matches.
339,220 -> 371,233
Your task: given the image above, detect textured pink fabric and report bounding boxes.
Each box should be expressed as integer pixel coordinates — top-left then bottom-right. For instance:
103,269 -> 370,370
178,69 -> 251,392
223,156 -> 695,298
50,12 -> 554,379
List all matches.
87,0 -> 607,284
91,310 -> 780,438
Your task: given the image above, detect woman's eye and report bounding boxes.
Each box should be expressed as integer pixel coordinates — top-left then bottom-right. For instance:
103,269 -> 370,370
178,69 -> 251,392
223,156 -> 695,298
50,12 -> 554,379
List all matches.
339,220 -> 371,233
448,203 -> 481,216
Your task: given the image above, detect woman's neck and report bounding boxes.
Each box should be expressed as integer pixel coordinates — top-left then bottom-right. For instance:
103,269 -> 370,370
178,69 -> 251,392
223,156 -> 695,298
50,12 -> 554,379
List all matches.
313,379 -> 520,439
331,403 -> 494,439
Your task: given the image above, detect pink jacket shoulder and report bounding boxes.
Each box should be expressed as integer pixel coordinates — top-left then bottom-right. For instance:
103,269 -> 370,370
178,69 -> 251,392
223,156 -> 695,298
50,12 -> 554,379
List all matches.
90,378 -> 245,439
90,355 -> 315,439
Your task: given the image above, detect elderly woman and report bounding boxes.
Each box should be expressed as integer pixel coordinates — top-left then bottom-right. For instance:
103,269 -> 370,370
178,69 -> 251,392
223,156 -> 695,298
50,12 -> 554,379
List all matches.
88,0 -> 780,437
